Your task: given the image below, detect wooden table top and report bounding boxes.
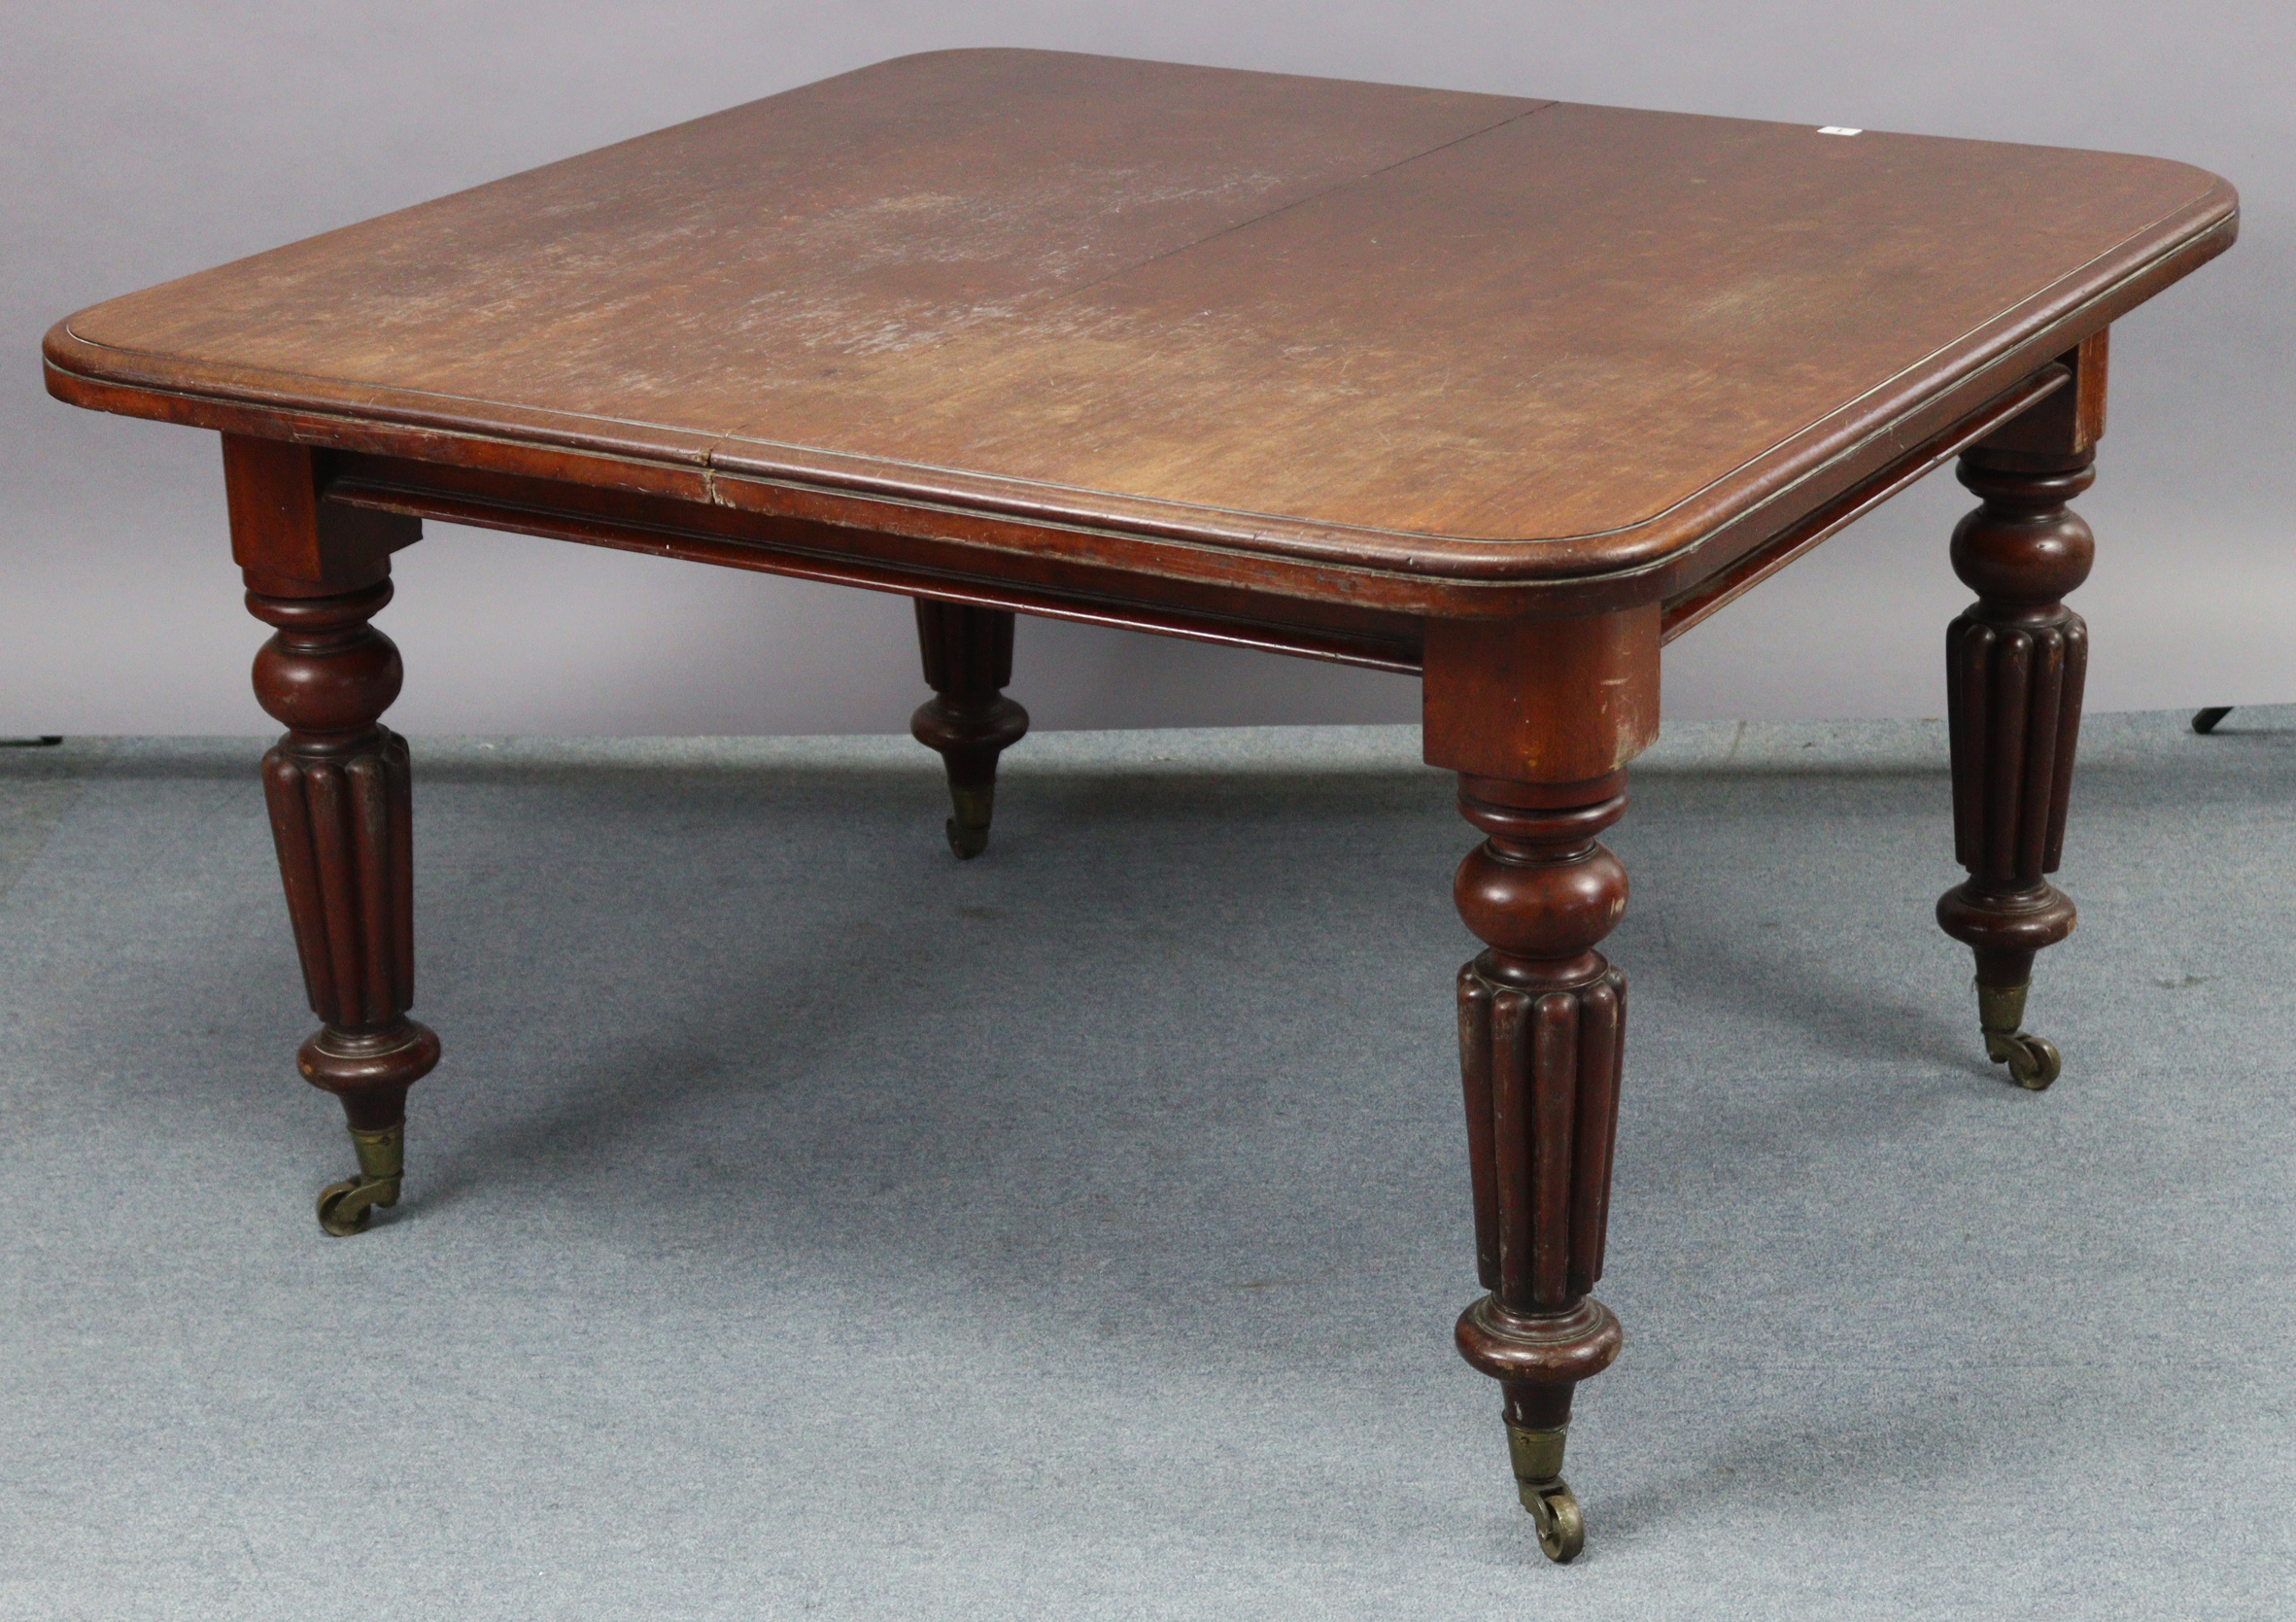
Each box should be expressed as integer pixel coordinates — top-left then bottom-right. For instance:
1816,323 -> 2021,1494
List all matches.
46,50 -> 2235,590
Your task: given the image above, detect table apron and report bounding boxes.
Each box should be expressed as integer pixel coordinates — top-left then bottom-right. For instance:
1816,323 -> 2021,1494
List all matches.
1656,361 -> 2073,643
323,353 -> 2069,679
322,457 -> 1429,673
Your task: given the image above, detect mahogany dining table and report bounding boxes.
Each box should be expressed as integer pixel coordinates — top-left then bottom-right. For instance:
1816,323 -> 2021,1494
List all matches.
42,50 -> 2237,1562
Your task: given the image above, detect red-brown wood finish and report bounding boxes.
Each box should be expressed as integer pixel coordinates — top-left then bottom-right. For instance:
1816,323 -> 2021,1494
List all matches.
910,601 -> 1029,857
1422,605 -> 1657,1561
1450,772 -> 1632,1561
39,52 -> 2241,1560
229,436 -> 437,1232
1934,336 -> 2107,1090
43,52 -> 2238,625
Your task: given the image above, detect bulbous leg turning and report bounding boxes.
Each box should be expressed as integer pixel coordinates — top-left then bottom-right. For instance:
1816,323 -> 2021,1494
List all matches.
1452,774 -> 1632,1561
910,600 -> 1028,858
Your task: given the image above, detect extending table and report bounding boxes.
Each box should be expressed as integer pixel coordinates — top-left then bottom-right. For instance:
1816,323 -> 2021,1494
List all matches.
43,50 -> 2237,1562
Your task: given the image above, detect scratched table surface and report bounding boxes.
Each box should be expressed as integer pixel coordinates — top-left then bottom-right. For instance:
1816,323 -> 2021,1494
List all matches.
44,49 -> 2234,582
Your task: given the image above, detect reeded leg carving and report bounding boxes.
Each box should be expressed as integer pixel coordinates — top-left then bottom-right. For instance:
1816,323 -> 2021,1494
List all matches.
910,599 -> 1028,858
249,577 -> 439,1233
1936,446 -> 2094,1089
1453,773 -> 1631,1563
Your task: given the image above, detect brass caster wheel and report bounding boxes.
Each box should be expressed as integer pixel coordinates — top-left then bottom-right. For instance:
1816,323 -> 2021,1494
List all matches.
1526,1480 -> 1585,1564
1999,1031 -> 2062,1090
317,1177 -> 391,1236
945,815 -> 989,860
1976,981 -> 2063,1091
944,782 -> 995,859
315,1122 -> 404,1236
1506,1419 -> 1586,1563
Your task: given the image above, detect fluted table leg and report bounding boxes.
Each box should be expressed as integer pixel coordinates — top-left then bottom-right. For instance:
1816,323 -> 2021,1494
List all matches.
1452,774 -> 1631,1563
1934,333 -> 2110,1090
1422,604 -> 1661,1563
225,433 -> 435,1232
1936,445 -> 2095,1089
249,579 -> 439,1232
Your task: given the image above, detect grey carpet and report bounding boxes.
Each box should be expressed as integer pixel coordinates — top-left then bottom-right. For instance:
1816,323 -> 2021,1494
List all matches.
3,712 -> 2291,1620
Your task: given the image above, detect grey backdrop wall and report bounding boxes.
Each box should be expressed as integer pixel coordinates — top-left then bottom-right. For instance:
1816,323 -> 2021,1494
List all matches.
8,4 -> 2289,737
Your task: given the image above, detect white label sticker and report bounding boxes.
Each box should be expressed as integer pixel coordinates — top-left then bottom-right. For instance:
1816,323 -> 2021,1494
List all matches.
1817,126 -> 1864,136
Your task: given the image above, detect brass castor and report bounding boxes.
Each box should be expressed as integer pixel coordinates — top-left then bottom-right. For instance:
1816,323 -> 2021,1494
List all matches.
1525,1480 -> 1585,1564
316,1122 -> 404,1236
1976,981 -> 2063,1091
944,784 -> 995,860
1507,1419 -> 1587,1563
1993,1030 -> 2063,1090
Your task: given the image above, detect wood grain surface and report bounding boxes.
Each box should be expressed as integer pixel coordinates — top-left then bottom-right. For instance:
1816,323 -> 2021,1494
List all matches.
45,49 -> 2236,589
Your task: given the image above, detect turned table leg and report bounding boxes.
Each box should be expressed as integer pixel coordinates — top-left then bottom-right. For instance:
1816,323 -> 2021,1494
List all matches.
1452,773 -> 1630,1562
225,434 -> 436,1233
1423,604 -> 1660,1562
1935,434 -> 2096,1090
249,578 -> 438,1233
910,599 -> 1028,858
